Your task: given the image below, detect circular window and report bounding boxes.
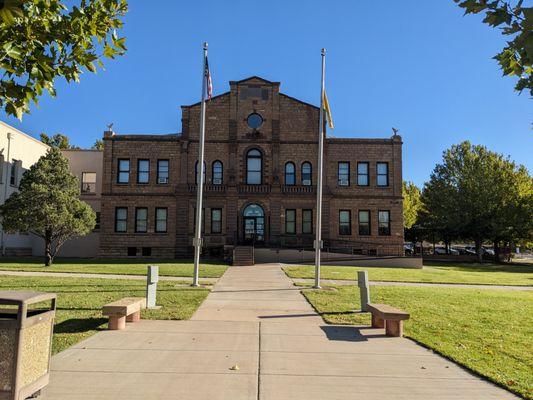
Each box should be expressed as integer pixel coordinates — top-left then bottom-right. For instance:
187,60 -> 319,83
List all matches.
247,113 -> 263,129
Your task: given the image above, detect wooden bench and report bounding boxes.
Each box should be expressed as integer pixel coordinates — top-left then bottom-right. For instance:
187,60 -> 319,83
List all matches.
102,297 -> 147,330
367,303 -> 410,337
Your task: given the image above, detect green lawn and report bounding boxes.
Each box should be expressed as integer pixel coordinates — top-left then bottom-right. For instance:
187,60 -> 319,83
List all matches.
0,258 -> 228,278
284,262 -> 533,286
0,275 -> 209,354
302,285 -> 533,399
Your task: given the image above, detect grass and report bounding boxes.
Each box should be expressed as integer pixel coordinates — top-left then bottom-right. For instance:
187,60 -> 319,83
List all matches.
302,284 -> 533,399
0,275 -> 210,354
283,262 -> 533,286
0,257 -> 228,278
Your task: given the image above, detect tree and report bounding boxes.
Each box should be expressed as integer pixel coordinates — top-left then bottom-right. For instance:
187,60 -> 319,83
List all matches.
0,0 -> 128,119
1,148 -> 95,265
454,1 -> 533,95
402,181 -> 422,229
40,133 -> 78,149
92,139 -> 104,150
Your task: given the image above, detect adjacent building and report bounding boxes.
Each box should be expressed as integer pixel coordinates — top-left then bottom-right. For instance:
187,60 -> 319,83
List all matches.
100,76 -> 404,258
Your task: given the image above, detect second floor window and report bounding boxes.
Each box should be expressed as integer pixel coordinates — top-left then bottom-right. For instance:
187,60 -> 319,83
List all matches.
302,209 -> 313,234
246,149 -> 262,184
195,161 -> 206,184
10,159 -> 19,186
135,208 -> 148,233
378,210 -> 391,235
81,172 -> 97,193
115,207 -> 127,232
137,160 -> 150,184
212,161 -> 223,185
285,209 -> 296,234
285,162 -> 295,185
357,162 -> 369,186
358,210 -> 370,235
301,162 -> 312,185
338,162 -> 349,186
377,162 -> 389,187
157,160 -> 169,184
155,208 -> 167,233
339,210 -> 351,235
118,159 -> 130,183
211,208 -> 222,233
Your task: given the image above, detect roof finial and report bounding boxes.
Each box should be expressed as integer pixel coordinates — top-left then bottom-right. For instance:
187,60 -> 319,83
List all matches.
392,127 -> 399,136
107,122 -> 114,132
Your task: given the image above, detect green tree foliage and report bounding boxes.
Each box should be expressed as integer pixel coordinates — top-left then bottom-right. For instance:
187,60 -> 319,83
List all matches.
402,181 -> 422,229
0,0 -> 128,119
454,0 -> 533,95
92,139 -> 104,150
422,141 -> 533,262
1,148 -> 95,265
40,133 -> 78,149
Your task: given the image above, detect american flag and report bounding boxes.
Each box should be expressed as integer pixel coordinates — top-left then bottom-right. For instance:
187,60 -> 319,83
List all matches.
205,57 -> 213,100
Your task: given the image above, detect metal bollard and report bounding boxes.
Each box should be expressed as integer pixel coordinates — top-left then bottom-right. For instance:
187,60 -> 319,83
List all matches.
357,270 -> 370,312
146,265 -> 160,309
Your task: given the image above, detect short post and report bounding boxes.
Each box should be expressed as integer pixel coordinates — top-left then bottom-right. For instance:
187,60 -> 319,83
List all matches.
357,270 -> 370,312
146,265 -> 160,309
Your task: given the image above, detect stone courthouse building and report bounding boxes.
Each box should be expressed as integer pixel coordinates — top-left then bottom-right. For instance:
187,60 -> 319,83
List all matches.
100,76 -> 404,258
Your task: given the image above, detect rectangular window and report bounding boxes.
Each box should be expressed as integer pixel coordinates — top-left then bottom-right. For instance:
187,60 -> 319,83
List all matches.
142,247 -> 152,256
339,210 -> 351,235
81,172 -> 97,193
127,247 -> 137,256
94,212 -> 101,231
135,207 -> 148,233
155,208 -> 167,233
211,208 -> 222,234
137,159 -> 150,184
302,209 -> 313,234
377,162 -> 389,187
0,154 -> 4,183
378,210 -> 391,235
338,162 -> 350,186
358,210 -> 371,235
115,207 -> 127,232
9,159 -> 18,186
285,209 -> 296,234
157,160 -> 169,184
118,159 -> 130,183
357,162 -> 369,186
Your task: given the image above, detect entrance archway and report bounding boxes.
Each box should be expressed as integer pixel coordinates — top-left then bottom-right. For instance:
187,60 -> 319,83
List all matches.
242,204 -> 265,244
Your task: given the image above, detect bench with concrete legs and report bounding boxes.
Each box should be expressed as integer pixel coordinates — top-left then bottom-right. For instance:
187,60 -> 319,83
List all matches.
367,303 -> 410,337
102,297 -> 147,330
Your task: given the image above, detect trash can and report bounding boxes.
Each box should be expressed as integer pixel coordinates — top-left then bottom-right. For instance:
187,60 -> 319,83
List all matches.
0,291 -> 56,400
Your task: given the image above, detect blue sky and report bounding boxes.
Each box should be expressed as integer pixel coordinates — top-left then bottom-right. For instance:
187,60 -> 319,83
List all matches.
2,0 -> 531,187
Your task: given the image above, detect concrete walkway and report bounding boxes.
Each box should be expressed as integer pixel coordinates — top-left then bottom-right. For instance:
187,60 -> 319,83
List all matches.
41,263 -> 518,399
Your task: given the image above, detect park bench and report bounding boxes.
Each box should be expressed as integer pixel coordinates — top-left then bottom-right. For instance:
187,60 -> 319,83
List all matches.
367,303 -> 410,337
102,297 -> 147,330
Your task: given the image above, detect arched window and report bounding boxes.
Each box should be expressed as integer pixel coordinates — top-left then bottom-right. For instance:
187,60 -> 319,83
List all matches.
246,149 -> 262,185
301,162 -> 312,185
285,162 -> 295,185
212,161 -> 223,185
195,161 -> 206,184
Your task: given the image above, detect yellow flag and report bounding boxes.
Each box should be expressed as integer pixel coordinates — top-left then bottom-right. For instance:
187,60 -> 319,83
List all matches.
322,90 -> 334,129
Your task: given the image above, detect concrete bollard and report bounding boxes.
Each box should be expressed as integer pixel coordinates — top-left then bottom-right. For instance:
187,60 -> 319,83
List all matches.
357,270 -> 370,312
146,265 -> 160,309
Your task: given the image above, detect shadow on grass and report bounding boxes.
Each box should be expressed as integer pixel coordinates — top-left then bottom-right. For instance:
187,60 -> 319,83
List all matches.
54,317 -> 108,334
424,261 -> 533,274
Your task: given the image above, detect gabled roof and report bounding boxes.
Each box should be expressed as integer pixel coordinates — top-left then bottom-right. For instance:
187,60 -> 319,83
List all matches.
229,76 -> 280,85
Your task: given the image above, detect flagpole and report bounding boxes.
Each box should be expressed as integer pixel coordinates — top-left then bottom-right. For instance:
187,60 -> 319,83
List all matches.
314,48 -> 326,289
192,42 -> 208,287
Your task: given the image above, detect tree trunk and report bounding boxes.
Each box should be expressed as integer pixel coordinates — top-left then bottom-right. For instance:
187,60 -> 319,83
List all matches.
494,240 -> 501,264
475,238 -> 483,264
44,229 -> 53,266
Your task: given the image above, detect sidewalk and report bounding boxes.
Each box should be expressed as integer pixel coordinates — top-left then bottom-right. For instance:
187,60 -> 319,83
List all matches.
41,263 -> 518,399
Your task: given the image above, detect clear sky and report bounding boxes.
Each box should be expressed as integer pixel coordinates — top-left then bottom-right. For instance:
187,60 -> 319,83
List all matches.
2,0 -> 531,187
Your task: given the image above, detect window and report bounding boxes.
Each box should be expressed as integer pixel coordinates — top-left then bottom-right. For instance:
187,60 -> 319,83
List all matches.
81,172 -> 96,193
155,208 -> 167,233
301,162 -> 312,186
117,159 -> 130,183
357,162 -> 369,186
285,162 -> 295,185
142,247 -> 152,256
137,159 -> 150,184
212,161 -> 223,185
378,210 -> 391,235
247,113 -> 263,129
338,162 -> 350,186
211,208 -> 222,234
9,159 -> 18,186
135,208 -> 148,233
193,208 -> 205,233
246,149 -> 262,184
0,154 -> 4,183
94,212 -> 101,231
195,161 -> 206,184
157,160 -> 169,184
285,209 -> 296,234
302,209 -> 313,234
358,210 -> 370,235
377,162 -> 389,187
115,207 -> 127,232
339,210 -> 351,235
127,247 -> 137,256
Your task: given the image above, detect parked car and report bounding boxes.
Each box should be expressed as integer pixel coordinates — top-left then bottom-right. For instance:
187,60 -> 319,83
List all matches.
464,246 -> 477,255
464,246 -> 494,256
434,247 -> 459,255
404,243 -> 414,255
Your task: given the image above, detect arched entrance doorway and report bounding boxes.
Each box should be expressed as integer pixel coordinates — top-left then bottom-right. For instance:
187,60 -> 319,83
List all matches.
242,204 -> 265,244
